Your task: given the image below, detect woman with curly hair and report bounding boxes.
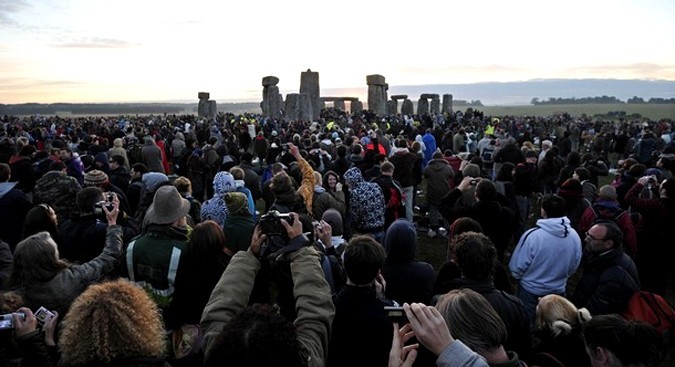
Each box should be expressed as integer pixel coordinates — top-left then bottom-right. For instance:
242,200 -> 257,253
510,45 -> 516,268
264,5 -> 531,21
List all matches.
59,278 -> 168,367
529,294 -> 592,367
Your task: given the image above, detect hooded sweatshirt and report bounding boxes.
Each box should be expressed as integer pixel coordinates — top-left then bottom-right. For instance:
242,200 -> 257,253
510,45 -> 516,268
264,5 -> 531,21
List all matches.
382,219 -> 435,304
509,216 -> 582,295
200,172 -> 236,226
343,167 -> 385,232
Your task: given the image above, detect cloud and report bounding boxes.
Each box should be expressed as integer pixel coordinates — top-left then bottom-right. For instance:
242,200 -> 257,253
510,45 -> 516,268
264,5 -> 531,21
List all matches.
399,64 -> 529,75
54,37 -> 139,49
0,77 -> 84,90
565,63 -> 675,75
0,0 -> 29,26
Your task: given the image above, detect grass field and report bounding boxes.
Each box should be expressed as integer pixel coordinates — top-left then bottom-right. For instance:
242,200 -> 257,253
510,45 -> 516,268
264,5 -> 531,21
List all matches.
471,103 -> 675,120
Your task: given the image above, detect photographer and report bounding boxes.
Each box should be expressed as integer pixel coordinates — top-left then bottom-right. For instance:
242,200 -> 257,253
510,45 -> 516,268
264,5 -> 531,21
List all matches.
59,187 -> 138,264
201,214 -> 335,367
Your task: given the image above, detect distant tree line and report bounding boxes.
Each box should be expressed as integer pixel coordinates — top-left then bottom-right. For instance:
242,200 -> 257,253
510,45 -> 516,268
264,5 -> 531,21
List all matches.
454,99 -> 483,107
530,96 -> 675,105
0,102 -> 262,116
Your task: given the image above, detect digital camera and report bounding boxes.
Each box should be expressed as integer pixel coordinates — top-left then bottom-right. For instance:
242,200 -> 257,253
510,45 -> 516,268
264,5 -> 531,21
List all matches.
384,306 -> 407,324
259,210 -> 294,237
0,312 -> 26,330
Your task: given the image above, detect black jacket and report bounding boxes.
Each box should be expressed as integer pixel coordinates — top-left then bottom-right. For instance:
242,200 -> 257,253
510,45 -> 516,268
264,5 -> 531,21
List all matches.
572,248 -> 640,315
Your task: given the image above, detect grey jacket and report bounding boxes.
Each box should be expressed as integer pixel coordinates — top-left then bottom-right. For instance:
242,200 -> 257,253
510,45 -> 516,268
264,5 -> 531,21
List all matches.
21,225 -> 123,315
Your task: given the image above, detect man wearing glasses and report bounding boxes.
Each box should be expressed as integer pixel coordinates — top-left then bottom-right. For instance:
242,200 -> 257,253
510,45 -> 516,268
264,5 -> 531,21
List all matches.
572,221 -> 640,315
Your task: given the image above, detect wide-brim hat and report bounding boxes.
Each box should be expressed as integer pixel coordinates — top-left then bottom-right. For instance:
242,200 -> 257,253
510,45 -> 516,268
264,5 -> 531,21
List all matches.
145,186 -> 191,225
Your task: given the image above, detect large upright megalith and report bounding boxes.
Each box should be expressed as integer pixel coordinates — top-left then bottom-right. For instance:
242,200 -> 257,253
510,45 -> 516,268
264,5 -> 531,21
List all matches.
198,92 -> 217,118
367,74 -> 388,116
284,93 -> 312,121
442,94 -> 453,114
261,76 -> 283,118
300,69 -> 320,121
401,98 -> 414,116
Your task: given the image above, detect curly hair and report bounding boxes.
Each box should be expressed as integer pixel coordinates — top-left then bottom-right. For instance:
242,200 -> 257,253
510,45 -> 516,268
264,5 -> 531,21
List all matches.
59,279 -> 166,365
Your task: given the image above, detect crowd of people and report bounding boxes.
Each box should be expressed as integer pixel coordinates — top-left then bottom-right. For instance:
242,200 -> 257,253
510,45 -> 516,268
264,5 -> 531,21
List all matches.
0,108 -> 673,366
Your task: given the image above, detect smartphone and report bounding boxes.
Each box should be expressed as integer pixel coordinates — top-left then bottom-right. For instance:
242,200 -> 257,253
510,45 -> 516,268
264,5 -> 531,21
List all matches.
384,306 -> 407,324
0,312 -> 26,330
34,306 -> 54,325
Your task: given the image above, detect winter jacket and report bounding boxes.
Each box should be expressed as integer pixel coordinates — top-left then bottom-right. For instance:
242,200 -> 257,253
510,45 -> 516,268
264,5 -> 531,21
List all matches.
578,200 -> 638,256
311,186 -> 346,220
0,182 -> 32,248
141,139 -> 165,173
389,149 -> 421,188
572,248 -> 640,315
343,167 -> 385,233
423,158 -> 454,203
509,217 -> 582,296
201,246 -> 334,367
382,219 -> 435,304
19,225 -> 123,317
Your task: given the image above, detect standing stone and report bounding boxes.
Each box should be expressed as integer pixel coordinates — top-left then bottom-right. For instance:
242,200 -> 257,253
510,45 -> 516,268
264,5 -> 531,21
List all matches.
207,100 -> 217,118
334,99 -> 346,111
300,69 -> 320,121
351,100 -> 363,113
442,94 -> 453,113
366,74 -> 388,116
386,99 -> 398,115
198,92 -> 210,118
261,76 -> 283,119
284,93 -> 301,121
298,93 -> 312,121
401,99 -> 414,116
417,97 -> 429,116
430,96 -> 440,114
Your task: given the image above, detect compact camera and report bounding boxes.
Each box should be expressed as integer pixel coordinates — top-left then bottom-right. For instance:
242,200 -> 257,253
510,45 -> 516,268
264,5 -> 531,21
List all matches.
384,306 -> 408,324
0,312 -> 26,330
93,192 -> 115,218
259,210 -> 294,237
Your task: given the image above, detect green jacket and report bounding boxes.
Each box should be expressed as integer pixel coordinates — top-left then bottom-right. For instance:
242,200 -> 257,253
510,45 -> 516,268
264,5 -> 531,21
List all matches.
124,225 -> 188,308
201,246 -> 335,367
222,214 -> 255,253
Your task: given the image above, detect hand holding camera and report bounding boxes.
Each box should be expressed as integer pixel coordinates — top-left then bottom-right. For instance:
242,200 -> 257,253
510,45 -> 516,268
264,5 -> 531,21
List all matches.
280,212 -> 302,240
314,220 -> 332,247
458,176 -> 478,191
249,225 -> 267,257
103,192 -> 120,225
287,142 -> 300,158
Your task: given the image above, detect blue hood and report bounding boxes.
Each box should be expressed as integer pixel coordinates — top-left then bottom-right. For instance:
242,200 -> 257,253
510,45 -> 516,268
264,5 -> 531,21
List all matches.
0,182 -> 18,199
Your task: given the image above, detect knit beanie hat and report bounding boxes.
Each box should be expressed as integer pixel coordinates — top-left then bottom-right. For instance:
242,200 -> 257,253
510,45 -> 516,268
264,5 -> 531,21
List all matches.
558,178 -> 583,199
224,192 -> 248,215
84,169 -> 108,187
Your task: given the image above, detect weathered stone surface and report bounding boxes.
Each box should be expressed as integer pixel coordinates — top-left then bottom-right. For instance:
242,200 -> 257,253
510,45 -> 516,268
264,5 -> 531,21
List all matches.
298,93 -> 312,121
367,75 -> 387,116
420,93 -> 439,99
390,94 -> 408,100
198,92 -> 210,100
386,100 -> 398,115
284,93 -> 300,121
344,97 -> 359,102
262,76 -> 279,86
334,99 -> 345,111
366,74 -> 386,85
401,99 -> 414,116
300,69 -> 320,121
442,94 -> 453,113
351,100 -> 363,113
207,100 -> 217,118
430,96 -> 440,114
417,98 -> 429,115
265,85 -> 282,118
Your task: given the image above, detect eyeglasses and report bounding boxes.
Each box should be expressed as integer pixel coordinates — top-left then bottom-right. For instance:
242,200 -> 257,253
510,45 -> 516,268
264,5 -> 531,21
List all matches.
585,232 -> 606,241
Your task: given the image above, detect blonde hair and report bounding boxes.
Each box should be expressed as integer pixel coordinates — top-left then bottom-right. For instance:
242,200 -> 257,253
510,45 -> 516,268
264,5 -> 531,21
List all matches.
536,294 -> 591,337
59,279 -> 166,365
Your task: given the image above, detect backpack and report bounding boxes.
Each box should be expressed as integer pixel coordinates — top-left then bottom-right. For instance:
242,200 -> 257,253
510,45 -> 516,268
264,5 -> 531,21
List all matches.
387,180 -> 406,221
127,144 -> 144,165
622,291 -> 675,339
590,205 -> 627,226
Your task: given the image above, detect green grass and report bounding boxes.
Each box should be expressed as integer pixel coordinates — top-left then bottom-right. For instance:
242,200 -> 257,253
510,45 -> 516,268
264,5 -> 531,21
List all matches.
472,103 -> 675,120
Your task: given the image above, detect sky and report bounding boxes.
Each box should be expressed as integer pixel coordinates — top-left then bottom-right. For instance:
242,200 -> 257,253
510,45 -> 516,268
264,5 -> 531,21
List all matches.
1,0 -> 674,104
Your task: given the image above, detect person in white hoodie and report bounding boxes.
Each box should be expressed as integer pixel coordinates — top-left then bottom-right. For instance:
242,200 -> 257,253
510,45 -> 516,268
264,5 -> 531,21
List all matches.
508,194 -> 582,328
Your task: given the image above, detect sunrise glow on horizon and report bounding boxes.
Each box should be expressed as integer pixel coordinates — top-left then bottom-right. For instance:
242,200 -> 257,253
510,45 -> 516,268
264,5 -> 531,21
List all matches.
1,0 -> 674,104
